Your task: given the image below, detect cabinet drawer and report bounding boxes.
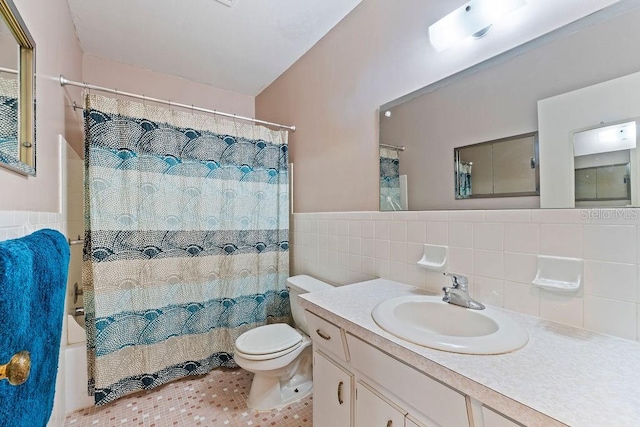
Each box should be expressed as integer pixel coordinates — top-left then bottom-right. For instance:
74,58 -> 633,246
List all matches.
347,333 -> 469,427
481,407 -> 523,427
306,311 -> 348,361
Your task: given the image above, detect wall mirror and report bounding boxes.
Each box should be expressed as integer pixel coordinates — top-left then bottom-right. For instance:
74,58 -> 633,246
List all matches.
0,0 -> 35,176
454,132 -> 539,200
379,1 -> 640,211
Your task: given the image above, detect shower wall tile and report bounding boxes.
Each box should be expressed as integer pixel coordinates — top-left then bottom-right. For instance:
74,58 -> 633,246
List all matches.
292,208 -> 640,343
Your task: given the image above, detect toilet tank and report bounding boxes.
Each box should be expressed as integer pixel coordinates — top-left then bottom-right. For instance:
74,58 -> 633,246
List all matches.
287,275 -> 333,335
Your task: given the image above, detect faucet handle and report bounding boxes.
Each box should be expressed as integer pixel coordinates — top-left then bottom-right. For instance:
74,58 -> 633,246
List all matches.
444,273 -> 468,290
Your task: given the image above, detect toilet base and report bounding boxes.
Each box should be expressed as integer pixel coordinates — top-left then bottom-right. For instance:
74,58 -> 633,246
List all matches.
243,345 -> 313,411
247,373 -> 313,411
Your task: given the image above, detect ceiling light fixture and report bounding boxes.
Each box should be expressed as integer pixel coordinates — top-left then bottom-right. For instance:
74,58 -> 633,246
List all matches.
429,0 -> 526,53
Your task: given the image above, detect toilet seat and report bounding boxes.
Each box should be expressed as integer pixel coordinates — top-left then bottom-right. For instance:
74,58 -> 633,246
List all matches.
235,324 -> 302,361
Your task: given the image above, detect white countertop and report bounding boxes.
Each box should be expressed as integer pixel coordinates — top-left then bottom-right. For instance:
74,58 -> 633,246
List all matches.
299,279 -> 640,427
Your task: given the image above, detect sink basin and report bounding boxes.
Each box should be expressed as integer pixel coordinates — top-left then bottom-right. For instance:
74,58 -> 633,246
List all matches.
372,296 -> 528,355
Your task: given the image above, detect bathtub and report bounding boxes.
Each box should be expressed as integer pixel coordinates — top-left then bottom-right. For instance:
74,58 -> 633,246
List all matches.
64,315 -> 94,413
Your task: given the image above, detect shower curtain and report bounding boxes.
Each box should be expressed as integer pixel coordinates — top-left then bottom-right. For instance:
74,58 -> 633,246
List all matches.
0,76 -> 18,163
380,147 -> 401,211
82,93 -> 291,405
457,163 -> 472,198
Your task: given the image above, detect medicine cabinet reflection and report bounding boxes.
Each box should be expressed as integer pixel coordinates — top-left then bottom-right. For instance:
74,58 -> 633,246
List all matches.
454,132 -> 539,199
573,121 -> 637,207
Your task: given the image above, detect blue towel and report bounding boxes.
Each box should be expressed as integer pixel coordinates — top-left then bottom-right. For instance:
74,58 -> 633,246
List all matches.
0,229 -> 70,427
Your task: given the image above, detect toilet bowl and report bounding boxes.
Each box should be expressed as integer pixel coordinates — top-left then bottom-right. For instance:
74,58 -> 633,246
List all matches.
234,275 -> 333,411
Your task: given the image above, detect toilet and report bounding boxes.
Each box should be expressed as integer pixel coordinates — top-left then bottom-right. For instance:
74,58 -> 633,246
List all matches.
234,275 -> 333,411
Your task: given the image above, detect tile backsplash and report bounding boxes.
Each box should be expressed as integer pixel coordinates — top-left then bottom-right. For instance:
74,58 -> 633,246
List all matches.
291,209 -> 640,342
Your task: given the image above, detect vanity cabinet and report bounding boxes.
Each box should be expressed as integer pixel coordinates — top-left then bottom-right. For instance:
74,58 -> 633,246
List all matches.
313,350 -> 354,427
347,333 -> 469,427
307,309 -> 470,427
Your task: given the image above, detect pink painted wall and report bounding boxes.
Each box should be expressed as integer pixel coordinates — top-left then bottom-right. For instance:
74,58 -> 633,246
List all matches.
255,0 -> 619,213
0,0 -> 83,212
82,55 -> 255,120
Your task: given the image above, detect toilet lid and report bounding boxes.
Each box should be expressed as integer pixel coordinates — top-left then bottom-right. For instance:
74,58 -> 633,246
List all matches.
235,323 -> 302,355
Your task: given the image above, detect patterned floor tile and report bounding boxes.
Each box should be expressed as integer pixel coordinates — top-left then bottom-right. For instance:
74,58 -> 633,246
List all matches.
63,368 -> 313,427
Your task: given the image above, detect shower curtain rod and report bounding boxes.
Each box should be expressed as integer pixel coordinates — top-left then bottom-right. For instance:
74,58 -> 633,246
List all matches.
59,75 -> 296,132
380,143 -> 406,151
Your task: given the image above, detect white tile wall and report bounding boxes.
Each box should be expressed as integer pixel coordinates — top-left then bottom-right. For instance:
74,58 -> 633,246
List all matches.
291,208 -> 640,342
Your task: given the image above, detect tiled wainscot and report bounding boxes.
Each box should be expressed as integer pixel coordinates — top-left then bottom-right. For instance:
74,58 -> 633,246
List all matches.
291,209 -> 640,341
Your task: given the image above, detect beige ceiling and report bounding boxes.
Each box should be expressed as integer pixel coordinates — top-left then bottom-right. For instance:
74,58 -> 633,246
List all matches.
66,0 -> 363,96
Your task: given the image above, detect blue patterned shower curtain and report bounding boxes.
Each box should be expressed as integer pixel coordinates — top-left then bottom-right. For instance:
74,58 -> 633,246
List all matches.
0,76 -> 19,165
456,163 -> 472,198
380,147 -> 401,211
83,94 -> 291,405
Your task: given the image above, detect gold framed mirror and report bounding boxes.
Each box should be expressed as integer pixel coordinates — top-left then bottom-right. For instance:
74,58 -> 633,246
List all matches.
0,0 -> 35,176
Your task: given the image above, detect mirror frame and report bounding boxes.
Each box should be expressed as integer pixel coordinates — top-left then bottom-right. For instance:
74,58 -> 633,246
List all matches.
0,0 -> 35,176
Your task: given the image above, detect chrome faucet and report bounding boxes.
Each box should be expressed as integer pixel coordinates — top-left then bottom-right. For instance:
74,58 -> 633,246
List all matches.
442,273 -> 485,310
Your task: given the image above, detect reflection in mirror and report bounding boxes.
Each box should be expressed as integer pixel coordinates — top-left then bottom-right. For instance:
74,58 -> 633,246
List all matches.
0,0 -> 35,176
454,133 -> 539,199
378,1 -> 640,211
573,121 -> 637,207
0,13 -> 19,167
380,144 -> 407,211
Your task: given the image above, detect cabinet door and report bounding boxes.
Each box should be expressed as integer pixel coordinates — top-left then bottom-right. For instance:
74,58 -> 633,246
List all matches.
313,350 -> 353,427
355,381 -> 405,427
